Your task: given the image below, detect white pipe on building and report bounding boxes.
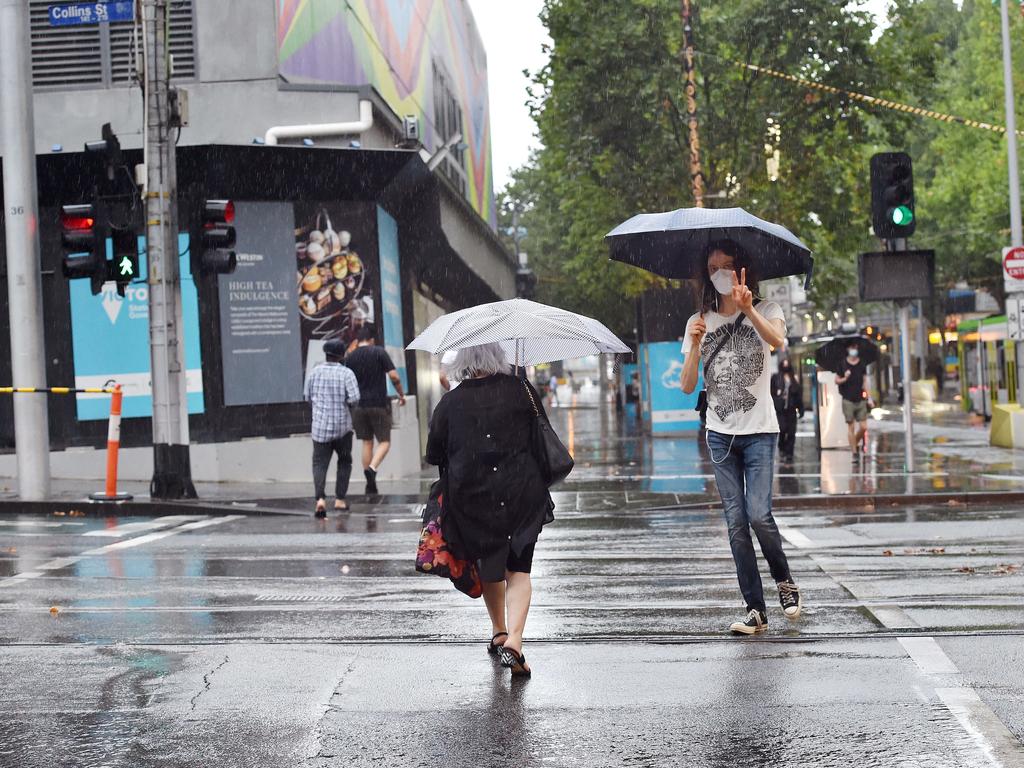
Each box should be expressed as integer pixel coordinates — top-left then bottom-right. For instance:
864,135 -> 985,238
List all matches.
264,99 -> 374,146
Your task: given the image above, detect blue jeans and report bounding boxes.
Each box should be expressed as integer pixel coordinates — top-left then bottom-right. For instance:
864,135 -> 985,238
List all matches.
707,430 -> 791,613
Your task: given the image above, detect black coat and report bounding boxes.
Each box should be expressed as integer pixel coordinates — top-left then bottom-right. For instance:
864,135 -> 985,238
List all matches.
770,372 -> 803,417
426,373 -> 554,560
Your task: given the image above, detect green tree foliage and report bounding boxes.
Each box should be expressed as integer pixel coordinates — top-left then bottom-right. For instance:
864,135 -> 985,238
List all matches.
513,0 -> 1024,329
513,0 -> 882,333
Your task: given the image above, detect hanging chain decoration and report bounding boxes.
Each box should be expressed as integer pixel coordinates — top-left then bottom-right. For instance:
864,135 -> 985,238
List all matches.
703,53 -> 1024,139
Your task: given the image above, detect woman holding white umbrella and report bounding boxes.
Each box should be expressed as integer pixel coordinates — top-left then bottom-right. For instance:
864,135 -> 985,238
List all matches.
425,342 -> 553,678
412,299 -> 628,677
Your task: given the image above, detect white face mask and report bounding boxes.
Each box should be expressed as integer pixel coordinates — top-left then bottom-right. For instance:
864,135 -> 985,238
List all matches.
710,268 -> 734,296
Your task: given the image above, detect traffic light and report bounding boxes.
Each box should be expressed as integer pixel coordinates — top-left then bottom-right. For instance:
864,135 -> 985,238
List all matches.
870,152 -> 915,239
195,199 -> 237,274
108,228 -> 139,297
61,202 -> 108,295
84,122 -> 123,183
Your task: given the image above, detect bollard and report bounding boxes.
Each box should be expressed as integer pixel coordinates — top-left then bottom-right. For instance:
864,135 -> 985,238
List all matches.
89,385 -> 133,502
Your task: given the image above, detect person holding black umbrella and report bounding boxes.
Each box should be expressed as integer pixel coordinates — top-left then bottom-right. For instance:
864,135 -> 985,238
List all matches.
680,240 -> 802,635
835,344 -> 870,455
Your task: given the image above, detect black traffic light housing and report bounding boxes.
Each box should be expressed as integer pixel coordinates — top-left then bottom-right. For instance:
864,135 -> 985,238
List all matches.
108,227 -> 140,297
61,202 -> 108,295
870,152 -> 915,239
194,199 -> 237,275
84,122 -> 123,183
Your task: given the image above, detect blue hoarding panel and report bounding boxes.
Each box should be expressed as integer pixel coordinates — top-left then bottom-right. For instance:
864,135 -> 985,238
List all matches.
644,341 -> 701,434
49,2 -> 134,26
377,206 -> 407,393
70,233 -> 204,420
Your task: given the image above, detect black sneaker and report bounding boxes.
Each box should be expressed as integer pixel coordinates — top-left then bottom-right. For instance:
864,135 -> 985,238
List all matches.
729,608 -> 768,635
778,580 -> 802,619
364,467 -> 378,495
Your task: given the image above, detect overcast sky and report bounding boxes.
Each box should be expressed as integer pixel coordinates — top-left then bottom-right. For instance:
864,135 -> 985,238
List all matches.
468,0 -> 894,192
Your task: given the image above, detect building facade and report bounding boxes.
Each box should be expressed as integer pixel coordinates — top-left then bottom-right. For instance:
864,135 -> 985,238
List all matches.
0,0 -> 514,482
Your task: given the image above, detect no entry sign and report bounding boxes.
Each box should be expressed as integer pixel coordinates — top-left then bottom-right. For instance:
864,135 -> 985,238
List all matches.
1004,246 -> 1024,294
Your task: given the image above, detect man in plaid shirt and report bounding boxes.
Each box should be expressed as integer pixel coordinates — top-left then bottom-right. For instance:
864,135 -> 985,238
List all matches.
304,340 -> 361,518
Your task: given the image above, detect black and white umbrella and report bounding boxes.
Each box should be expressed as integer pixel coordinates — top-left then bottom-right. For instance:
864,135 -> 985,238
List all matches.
606,206 -> 814,288
406,298 -> 629,367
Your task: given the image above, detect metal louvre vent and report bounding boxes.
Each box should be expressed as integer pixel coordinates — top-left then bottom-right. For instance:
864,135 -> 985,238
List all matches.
29,2 -> 103,88
29,0 -> 196,90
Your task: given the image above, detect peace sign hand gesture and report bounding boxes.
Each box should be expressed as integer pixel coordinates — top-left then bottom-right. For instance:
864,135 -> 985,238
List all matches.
731,267 -> 754,312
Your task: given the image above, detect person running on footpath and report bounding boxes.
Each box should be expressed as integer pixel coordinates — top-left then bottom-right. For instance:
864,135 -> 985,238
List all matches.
680,239 -> 803,635
771,358 -> 803,463
835,344 -> 869,455
345,326 -> 406,495
304,340 -> 360,519
426,342 -> 555,678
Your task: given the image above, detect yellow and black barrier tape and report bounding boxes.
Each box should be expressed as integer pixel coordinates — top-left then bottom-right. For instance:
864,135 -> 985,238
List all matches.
0,387 -> 117,395
699,52 -> 1024,138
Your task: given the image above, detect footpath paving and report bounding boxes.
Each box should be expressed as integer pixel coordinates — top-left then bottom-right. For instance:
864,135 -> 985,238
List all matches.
5,396 -> 1018,515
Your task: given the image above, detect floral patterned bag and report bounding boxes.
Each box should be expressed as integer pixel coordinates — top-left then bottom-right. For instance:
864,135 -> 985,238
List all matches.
416,479 -> 482,598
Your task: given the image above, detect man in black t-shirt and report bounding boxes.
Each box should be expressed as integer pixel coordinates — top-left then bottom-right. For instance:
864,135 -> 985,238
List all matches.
834,345 -> 869,455
344,326 -> 406,494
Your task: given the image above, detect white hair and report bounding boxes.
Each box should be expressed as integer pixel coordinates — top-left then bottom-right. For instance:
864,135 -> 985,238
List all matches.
445,342 -> 509,381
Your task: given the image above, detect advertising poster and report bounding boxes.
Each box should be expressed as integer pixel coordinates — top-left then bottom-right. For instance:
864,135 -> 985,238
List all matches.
71,234 -> 204,420
645,341 -> 701,434
377,206 -> 407,393
218,202 -> 304,406
294,202 -> 377,369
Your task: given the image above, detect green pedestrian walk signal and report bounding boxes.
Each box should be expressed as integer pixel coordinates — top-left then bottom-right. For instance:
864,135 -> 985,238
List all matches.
108,228 -> 139,297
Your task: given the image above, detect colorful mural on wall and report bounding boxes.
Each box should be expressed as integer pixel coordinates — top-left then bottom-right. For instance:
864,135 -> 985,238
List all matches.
276,0 -> 495,226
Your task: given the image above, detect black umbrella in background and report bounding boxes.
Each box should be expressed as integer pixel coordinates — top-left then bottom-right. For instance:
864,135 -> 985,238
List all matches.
814,335 -> 880,373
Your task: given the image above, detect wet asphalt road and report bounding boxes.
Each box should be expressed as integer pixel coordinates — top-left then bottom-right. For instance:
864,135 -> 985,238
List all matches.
2,405 -> 1024,767
2,496 -> 1024,766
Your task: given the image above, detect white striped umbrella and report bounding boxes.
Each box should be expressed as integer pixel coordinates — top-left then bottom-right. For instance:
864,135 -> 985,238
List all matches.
405,298 -> 629,367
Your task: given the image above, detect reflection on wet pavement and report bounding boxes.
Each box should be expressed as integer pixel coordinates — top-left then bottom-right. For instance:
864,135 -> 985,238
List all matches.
1,404 -> 1023,766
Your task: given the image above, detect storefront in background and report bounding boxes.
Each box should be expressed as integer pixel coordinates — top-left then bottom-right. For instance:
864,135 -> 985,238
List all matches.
0,145 -> 509,463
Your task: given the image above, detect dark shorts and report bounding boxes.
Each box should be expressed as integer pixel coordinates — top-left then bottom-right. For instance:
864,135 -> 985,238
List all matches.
352,406 -> 392,442
479,542 -> 536,583
842,399 -> 869,424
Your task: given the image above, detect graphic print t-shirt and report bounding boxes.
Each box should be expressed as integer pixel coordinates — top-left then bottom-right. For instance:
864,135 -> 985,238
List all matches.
681,301 -> 786,435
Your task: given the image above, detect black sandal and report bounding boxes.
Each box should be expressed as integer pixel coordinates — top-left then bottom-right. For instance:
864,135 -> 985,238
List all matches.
487,631 -> 508,656
499,646 -> 532,678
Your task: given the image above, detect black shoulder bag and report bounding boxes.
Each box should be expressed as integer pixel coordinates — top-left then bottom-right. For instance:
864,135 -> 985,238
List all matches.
521,379 -> 574,486
694,304 -> 758,424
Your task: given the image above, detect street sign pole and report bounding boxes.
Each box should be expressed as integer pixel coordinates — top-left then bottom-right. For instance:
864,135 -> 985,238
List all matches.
1,0 -> 51,499
144,0 -> 195,498
1000,0 -> 1024,406
1000,0 -> 1023,249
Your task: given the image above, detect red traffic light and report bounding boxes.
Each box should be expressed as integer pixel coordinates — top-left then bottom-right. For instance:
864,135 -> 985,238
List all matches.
203,199 -> 234,225
61,204 -> 95,231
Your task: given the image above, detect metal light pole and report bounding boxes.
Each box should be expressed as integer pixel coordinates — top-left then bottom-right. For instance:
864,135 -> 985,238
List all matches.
0,0 -> 51,499
144,0 -> 195,498
681,0 -> 704,207
1000,0 -> 1023,248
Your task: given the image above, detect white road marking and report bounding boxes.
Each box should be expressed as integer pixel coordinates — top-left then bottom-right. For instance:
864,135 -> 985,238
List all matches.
0,521 -> 85,528
777,526 -> 814,549
81,515 -> 207,538
898,637 -> 960,675
782,525 -> 1024,765
0,515 -> 244,588
937,688 -> 1024,768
